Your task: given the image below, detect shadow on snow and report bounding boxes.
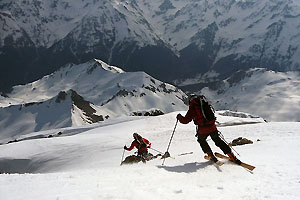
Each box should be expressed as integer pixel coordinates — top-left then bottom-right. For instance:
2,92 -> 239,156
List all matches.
157,161 -> 222,173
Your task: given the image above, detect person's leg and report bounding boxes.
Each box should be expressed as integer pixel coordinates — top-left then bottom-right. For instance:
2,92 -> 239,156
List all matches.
210,131 -> 231,154
197,133 -> 212,153
197,133 -> 218,162
138,150 -> 148,163
143,150 -> 153,161
210,131 -> 241,164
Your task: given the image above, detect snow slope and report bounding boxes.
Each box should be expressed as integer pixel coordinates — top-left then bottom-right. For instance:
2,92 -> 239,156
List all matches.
1,59 -> 187,112
0,90 -> 110,143
197,68 -> 300,122
0,112 -> 299,200
0,59 -> 187,141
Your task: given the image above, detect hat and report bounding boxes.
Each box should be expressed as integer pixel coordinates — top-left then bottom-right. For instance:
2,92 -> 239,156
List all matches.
133,133 -> 141,139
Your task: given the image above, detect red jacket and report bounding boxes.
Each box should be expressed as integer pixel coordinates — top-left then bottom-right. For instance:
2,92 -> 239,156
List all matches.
126,138 -> 151,152
177,99 -> 217,135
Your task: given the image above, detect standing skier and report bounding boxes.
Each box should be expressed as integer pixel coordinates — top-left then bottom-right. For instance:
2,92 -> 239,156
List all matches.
124,133 -> 152,163
176,94 -> 241,164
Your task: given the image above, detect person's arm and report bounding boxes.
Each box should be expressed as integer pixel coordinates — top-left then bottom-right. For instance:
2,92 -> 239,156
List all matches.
125,141 -> 136,151
177,105 -> 195,124
143,138 -> 151,148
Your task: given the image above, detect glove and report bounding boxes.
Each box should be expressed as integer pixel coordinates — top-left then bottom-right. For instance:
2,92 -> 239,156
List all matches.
177,114 -> 182,120
124,145 -> 127,150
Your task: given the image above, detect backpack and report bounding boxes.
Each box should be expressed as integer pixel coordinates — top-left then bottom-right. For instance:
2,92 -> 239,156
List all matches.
198,95 -> 216,122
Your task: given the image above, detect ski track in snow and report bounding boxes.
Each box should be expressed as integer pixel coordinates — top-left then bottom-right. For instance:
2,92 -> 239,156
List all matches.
0,112 -> 300,200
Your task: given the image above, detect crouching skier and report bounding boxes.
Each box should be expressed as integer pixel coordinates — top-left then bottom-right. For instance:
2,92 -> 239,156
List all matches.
176,94 -> 241,164
121,133 -> 153,165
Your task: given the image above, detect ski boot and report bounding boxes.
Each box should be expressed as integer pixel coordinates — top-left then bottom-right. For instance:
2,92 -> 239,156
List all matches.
207,152 -> 218,163
227,152 -> 242,165
161,152 -> 170,159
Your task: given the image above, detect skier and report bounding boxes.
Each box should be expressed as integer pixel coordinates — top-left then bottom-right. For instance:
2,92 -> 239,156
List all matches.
176,94 -> 241,164
123,133 -> 152,163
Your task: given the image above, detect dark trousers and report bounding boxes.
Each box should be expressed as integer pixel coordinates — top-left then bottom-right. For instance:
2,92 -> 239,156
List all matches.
197,131 -> 231,154
137,150 -> 147,162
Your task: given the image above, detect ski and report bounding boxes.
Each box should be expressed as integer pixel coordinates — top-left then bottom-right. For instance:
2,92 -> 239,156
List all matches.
177,151 -> 193,156
204,155 -> 224,166
214,152 -> 255,171
160,151 -> 193,159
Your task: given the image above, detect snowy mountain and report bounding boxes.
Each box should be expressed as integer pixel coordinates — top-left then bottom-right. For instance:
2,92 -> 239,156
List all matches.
1,59 -> 187,110
0,112 -> 299,199
1,0 -> 300,91
0,59 -> 187,139
196,68 -> 300,122
0,90 -> 107,143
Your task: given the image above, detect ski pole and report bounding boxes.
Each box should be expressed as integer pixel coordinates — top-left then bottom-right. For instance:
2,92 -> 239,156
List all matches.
149,147 -> 164,154
150,147 -> 175,159
120,148 -> 125,165
162,119 -> 178,166
218,131 -> 240,156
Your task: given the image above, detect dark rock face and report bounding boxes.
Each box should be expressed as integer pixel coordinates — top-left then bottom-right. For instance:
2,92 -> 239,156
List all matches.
131,109 -> 164,116
55,91 -> 67,103
71,90 -> 104,123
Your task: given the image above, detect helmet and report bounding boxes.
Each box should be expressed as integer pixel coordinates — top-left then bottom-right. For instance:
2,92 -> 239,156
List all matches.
188,93 -> 198,104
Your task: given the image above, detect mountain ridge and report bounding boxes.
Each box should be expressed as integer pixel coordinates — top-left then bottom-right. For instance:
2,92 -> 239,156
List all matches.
0,58 -> 188,139
1,59 -> 187,110
1,0 -> 300,91
198,68 -> 300,122
0,89 -> 102,142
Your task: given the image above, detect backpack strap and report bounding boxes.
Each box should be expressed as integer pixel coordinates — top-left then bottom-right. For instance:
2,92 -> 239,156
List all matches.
199,96 -> 207,121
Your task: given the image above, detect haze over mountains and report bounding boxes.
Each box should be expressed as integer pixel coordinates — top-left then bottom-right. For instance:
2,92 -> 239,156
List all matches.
1,0 -> 300,92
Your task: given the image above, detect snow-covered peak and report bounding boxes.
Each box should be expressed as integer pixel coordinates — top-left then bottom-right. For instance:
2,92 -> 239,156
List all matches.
95,59 -> 124,73
4,59 -> 186,111
0,58 -> 187,139
0,89 -> 108,142
200,68 -> 300,122
0,0 -> 164,48
4,0 -> 300,51
1,0 -> 300,93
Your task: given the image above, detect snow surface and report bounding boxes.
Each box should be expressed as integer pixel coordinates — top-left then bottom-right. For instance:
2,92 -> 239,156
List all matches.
2,59 -> 186,112
194,68 -> 300,122
2,0 -> 300,65
0,59 -> 188,140
1,112 -> 299,200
